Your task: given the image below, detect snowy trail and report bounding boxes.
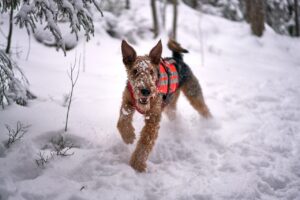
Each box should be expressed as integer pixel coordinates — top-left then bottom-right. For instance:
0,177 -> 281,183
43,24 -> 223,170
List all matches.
1,2 -> 300,200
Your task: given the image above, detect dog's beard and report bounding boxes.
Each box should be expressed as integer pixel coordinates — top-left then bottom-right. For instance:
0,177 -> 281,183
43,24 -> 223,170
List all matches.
133,89 -> 157,113
137,100 -> 151,112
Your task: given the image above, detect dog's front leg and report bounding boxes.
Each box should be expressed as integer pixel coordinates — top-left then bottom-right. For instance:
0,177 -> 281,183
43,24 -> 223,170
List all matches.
130,100 -> 162,172
117,89 -> 136,144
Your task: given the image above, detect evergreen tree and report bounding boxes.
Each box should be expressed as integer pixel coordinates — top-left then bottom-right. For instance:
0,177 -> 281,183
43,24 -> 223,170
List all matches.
0,0 -> 103,55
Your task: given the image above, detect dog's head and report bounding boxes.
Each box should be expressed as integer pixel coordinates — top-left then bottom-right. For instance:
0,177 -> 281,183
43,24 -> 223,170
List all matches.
121,40 -> 162,112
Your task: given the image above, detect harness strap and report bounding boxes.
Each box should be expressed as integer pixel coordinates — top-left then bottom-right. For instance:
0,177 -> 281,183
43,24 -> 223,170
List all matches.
127,82 -> 146,114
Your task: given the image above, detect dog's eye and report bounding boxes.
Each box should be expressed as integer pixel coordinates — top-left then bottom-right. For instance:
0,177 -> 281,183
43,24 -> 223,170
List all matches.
132,69 -> 138,76
150,69 -> 154,76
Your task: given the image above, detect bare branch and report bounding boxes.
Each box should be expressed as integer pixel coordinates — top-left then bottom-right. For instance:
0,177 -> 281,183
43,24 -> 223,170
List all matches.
35,151 -> 54,168
65,55 -> 80,132
92,0 -> 104,17
51,135 -> 75,156
5,121 -> 30,148
35,135 -> 76,168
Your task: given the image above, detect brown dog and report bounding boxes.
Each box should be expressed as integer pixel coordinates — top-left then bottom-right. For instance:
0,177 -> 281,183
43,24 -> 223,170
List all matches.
117,39 -> 211,172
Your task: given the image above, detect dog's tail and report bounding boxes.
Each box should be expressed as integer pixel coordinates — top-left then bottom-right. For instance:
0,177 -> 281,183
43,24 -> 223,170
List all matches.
167,39 -> 189,54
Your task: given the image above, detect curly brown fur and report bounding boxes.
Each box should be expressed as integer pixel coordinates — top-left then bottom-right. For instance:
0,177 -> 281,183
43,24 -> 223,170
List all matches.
181,72 -> 212,118
117,40 -> 211,172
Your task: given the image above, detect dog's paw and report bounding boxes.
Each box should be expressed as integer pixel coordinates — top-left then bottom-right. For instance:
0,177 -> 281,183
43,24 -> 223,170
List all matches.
130,156 -> 147,172
203,111 -> 212,119
201,107 -> 212,119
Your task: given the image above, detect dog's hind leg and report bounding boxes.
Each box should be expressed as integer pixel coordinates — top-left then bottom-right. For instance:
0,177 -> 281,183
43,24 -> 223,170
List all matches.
164,90 -> 180,120
181,74 -> 212,118
117,88 -> 136,144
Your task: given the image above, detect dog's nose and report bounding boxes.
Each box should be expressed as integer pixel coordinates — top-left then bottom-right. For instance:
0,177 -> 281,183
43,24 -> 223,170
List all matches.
140,88 -> 151,96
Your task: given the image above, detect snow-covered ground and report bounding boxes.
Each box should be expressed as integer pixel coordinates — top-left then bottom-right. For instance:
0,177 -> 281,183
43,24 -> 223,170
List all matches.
1,1 -> 300,200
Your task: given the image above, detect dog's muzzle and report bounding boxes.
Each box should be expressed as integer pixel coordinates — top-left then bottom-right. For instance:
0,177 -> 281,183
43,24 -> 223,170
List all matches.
139,88 -> 151,105
140,88 -> 151,97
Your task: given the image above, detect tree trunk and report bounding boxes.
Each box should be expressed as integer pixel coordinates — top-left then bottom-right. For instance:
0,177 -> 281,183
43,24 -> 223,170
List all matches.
246,0 -> 265,37
191,0 -> 197,9
295,0 -> 299,36
245,0 -> 251,23
172,0 -> 178,40
160,0 -> 167,30
5,5 -> 14,54
151,0 -> 159,38
125,0 -> 130,9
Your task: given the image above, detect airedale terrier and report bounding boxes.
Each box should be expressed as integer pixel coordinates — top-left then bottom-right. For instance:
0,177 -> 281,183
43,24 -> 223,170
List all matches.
117,39 -> 211,172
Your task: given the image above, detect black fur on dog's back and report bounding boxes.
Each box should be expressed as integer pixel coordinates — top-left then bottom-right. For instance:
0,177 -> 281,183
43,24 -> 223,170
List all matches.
165,40 -> 192,87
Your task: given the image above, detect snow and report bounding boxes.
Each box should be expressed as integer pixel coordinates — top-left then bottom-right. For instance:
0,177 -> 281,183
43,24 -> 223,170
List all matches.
1,1 -> 300,200
137,60 -> 150,71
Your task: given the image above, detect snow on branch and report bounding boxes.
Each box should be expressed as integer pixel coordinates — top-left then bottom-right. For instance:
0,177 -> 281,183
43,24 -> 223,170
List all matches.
35,135 -> 76,168
0,0 -> 21,12
15,0 -> 104,55
0,50 -> 36,108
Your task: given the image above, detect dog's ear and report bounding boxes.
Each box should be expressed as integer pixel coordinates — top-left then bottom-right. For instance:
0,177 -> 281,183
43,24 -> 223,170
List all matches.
149,40 -> 162,65
121,40 -> 137,66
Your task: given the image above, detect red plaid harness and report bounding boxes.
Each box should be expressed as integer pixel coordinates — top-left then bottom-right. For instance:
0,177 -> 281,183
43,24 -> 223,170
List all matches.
157,59 -> 179,95
127,59 -> 179,114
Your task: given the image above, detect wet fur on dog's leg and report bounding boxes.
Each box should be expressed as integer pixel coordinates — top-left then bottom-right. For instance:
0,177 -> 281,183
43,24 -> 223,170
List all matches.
117,88 -> 136,144
181,74 -> 212,118
130,97 -> 162,172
